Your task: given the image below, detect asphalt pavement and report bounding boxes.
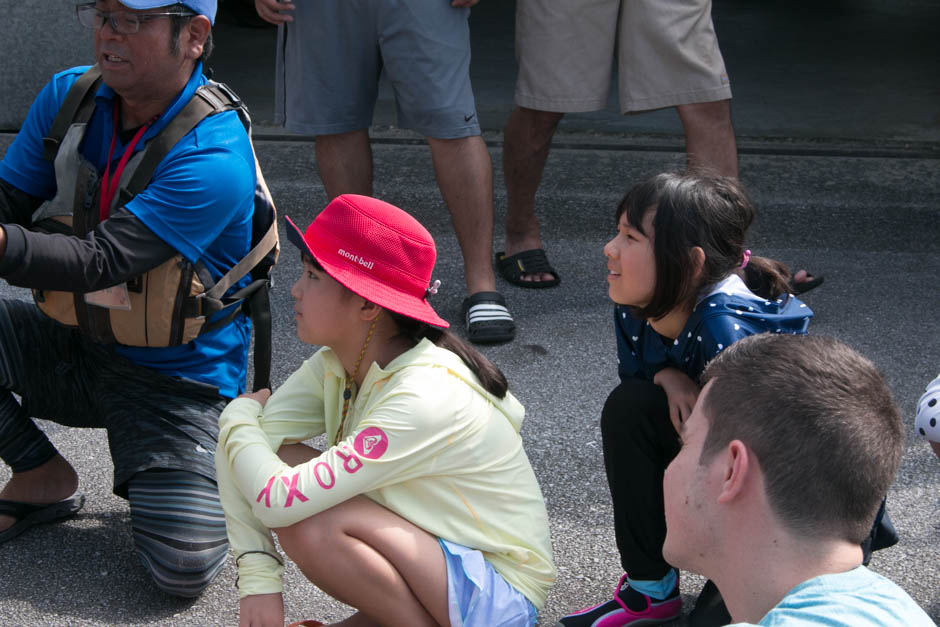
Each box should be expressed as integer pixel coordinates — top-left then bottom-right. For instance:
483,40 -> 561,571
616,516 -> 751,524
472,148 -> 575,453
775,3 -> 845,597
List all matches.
0,1 -> 938,625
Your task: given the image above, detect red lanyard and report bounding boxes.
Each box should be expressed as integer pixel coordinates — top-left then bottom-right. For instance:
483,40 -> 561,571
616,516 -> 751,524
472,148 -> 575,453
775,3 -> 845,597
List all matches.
99,100 -> 153,222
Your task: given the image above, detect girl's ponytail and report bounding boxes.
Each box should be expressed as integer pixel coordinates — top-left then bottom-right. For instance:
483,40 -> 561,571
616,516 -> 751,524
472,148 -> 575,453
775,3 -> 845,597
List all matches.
740,256 -> 792,301
388,312 -> 509,398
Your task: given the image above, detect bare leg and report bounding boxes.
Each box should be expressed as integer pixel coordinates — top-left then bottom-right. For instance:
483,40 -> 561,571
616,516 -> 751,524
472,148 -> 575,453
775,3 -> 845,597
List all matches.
427,135 -> 497,296
314,129 -> 374,200
274,445 -> 448,627
502,106 -> 564,283
678,101 -> 815,287
677,99 -> 738,178
0,453 -> 78,531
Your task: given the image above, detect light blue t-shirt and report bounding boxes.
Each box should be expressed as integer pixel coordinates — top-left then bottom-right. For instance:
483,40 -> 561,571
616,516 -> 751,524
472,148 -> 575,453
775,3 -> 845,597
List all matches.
730,566 -> 934,626
0,64 -> 255,398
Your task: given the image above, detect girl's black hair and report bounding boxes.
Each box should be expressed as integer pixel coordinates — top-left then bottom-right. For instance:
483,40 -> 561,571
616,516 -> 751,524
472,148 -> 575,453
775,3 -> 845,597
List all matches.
617,172 -> 791,320
301,252 -> 508,398
387,313 -> 509,399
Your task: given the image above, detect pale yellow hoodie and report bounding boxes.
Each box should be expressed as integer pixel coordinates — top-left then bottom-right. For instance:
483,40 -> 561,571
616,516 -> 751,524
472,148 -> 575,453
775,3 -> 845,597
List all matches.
216,338 -> 556,608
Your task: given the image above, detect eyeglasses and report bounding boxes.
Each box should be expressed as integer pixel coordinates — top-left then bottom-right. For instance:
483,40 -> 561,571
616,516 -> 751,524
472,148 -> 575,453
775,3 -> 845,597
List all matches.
76,3 -> 195,35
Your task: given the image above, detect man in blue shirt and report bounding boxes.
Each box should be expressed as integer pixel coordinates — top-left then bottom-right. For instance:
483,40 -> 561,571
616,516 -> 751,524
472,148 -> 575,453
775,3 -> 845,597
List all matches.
0,0 -> 255,597
662,334 -> 933,626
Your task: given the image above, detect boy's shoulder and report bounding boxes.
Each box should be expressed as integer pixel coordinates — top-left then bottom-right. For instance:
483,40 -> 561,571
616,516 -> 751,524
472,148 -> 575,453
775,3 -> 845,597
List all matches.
742,567 -> 934,627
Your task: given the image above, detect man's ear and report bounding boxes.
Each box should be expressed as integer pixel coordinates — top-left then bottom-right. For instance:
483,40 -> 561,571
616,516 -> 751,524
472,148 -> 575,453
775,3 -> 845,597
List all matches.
182,15 -> 211,62
690,246 -> 706,283
716,440 -> 751,504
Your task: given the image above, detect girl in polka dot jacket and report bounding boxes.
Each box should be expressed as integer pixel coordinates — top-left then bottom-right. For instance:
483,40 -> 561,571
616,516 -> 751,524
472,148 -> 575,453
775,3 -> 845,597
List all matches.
558,173 -> 812,627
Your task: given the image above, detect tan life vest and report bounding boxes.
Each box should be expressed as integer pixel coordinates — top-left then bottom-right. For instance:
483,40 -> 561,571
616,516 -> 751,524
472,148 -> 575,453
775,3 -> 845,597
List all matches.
32,65 -> 279,390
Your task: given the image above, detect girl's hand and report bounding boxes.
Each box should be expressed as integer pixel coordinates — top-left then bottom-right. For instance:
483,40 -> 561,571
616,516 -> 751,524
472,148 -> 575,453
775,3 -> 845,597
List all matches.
653,368 -> 700,435
239,593 -> 284,627
238,388 -> 272,407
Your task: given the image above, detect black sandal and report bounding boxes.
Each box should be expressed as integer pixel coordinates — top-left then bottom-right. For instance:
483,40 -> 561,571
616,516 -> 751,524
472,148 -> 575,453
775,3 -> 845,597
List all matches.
462,291 -> 515,344
0,492 -> 85,544
495,249 -> 560,289
791,272 -> 824,295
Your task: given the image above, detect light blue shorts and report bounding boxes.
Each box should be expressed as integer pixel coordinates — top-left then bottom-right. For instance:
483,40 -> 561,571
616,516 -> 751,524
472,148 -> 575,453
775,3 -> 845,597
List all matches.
438,538 -> 538,627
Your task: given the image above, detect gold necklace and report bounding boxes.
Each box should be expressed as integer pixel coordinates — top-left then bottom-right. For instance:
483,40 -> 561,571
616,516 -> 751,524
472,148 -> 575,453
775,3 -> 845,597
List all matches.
334,316 -> 378,446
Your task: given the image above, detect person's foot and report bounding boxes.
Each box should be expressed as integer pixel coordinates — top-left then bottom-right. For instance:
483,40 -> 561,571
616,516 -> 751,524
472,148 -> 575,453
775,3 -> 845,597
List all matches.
503,235 -> 556,284
462,291 -> 515,344
0,454 -> 79,533
496,248 -> 560,289
792,269 -> 811,284
555,573 -> 681,626
791,269 -> 824,294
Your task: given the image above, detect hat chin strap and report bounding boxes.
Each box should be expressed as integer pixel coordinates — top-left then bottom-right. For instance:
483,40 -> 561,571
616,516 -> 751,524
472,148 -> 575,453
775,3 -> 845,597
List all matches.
334,314 -> 379,446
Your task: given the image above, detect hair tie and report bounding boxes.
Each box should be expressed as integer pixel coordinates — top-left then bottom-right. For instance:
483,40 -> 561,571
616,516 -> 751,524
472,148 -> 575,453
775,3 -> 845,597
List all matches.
740,249 -> 751,269
425,279 -> 441,299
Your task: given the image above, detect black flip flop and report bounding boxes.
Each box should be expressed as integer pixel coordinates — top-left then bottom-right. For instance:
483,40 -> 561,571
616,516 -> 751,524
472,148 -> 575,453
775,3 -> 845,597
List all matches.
791,273 -> 825,295
462,291 -> 515,344
496,249 -> 560,289
0,492 -> 85,544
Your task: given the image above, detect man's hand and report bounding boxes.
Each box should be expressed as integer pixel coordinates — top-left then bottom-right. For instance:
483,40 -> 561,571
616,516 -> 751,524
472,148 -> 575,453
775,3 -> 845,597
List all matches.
653,367 -> 700,435
254,0 -> 295,24
451,0 -> 480,7
238,388 -> 272,407
0,225 -> 6,259
239,593 -> 284,627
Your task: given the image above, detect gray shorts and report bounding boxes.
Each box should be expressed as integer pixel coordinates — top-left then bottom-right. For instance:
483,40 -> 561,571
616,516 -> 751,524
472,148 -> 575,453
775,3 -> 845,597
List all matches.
275,0 -> 481,139
514,0 -> 732,113
0,299 -> 226,497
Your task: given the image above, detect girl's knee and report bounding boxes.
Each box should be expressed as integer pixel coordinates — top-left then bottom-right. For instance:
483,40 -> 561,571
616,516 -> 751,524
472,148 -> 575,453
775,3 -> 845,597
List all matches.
274,496 -> 373,558
601,379 -> 666,434
274,506 -> 338,557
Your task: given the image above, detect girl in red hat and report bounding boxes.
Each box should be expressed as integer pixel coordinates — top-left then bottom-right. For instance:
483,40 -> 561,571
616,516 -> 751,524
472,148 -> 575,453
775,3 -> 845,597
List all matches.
215,194 -> 555,627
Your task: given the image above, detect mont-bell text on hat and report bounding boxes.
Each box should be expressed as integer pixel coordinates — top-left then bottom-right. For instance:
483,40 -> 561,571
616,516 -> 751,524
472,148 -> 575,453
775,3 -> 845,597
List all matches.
338,249 -> 375,271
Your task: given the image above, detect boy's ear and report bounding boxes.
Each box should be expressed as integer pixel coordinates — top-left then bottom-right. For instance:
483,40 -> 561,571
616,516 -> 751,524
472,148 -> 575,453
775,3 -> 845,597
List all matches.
690,246 -> 706,282
716,440 -> 751,504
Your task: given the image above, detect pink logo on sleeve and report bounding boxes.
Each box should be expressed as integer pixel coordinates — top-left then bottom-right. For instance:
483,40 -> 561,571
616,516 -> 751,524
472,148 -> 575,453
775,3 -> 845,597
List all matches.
354,427 -> 389,459
279,473 -> 309,507
256,476 -> 275,508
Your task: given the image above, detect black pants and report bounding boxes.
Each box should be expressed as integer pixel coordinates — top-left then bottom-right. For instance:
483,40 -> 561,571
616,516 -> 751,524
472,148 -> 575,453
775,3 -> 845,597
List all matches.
601,378 -> 679,581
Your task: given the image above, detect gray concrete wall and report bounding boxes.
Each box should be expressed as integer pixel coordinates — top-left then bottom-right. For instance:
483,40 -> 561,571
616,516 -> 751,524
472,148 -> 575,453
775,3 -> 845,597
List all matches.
0,1 -> 93,130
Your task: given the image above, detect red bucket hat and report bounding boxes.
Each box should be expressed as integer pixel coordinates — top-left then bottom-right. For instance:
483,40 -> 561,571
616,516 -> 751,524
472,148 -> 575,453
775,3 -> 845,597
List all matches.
285,195 -> 449,329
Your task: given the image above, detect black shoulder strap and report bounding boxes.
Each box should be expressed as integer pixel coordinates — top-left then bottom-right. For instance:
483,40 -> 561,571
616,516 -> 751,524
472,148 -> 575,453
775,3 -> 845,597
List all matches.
118,83 -> 237,206
42,65 -> 103,161
110,79 -> 277,391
